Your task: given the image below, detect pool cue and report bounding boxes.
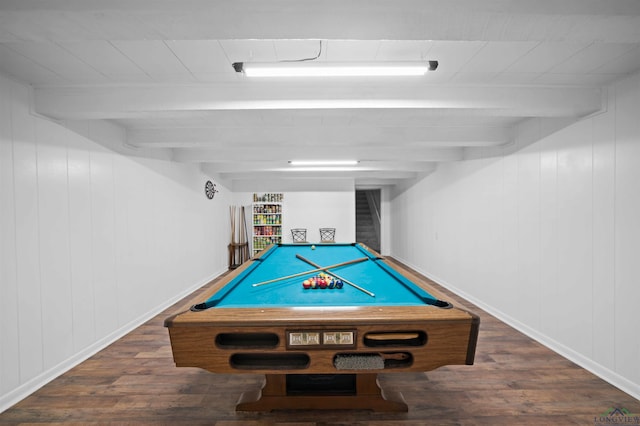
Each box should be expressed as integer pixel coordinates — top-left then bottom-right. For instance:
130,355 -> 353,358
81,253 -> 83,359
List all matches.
252,257 -> 369,287
295,254 -> 375,297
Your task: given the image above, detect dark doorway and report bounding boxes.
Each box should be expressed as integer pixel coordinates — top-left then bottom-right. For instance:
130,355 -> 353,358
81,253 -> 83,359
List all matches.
355,189 -> 381,252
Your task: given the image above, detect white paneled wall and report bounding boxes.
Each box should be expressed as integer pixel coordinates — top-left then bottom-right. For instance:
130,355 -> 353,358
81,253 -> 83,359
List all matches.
0,75 -> 229,410
389,71 -> 640,400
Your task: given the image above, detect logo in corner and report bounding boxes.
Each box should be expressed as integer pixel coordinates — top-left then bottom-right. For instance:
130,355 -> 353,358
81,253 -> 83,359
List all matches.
595,407 -> 640,425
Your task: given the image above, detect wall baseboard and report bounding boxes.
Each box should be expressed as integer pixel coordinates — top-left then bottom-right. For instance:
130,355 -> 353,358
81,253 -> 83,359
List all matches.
0,268 -> 225,414
395,257 -> 640,402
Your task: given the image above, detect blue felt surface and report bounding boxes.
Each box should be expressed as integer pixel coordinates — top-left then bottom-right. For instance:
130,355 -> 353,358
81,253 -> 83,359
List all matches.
207,243 -> 438,308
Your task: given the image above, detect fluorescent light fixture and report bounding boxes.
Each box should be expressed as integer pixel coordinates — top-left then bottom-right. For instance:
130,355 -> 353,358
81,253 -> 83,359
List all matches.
289,160 -> 359,166
233,61 -> 438,77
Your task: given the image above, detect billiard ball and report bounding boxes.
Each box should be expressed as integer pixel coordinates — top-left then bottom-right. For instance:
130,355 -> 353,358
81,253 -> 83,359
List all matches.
335,280 -> 343,289
311,245 -> 316,250
303,280 -> 311,289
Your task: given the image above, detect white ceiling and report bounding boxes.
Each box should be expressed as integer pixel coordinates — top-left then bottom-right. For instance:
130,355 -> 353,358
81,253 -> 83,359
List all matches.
2,0 -> 640,187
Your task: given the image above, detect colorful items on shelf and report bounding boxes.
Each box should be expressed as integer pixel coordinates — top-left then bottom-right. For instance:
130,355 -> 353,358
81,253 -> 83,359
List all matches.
253,193 -> 283,202
253,214 -> 282,225
253,226 -> 281,236
253,236 -> 282,251
252,193 -> 284,254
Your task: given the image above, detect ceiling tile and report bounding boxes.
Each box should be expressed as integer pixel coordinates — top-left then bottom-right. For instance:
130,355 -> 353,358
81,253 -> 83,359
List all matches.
273,40 -> 324,62
550,42 -> 639,74
505,42 -> 590,73
0,44 -> 68,85
324,40 -> 381,61
533,73 -> 612,86
493,72 -> 544,85
4,41 -> 108,83
591,45 -> 640,75
111,40 -> 190,76
426,41 -> 486,73
460,41 -> 539,73
449,72 -> 500,85
59,41 -> 149,80
375,40 -> 434,61
219,40 -> 277,63
165,40 -> 232,73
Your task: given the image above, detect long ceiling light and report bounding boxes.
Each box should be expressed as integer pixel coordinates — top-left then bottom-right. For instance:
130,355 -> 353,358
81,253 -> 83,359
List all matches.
289,160 -> 359,166
233,61 -> 438,77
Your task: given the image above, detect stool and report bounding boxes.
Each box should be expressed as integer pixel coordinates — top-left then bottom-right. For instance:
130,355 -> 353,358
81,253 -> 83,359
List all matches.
291,228 -> 307,243
319,228 -> 336,243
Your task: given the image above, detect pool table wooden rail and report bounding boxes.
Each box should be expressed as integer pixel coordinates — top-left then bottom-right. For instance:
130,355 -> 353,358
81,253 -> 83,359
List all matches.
166,317 -> 478,375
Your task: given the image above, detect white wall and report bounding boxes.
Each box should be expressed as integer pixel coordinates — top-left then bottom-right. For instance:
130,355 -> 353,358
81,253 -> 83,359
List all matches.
282,191 -> 355,244
389,71 -> 640,400
233,185 -> 356,251
0,75 -> 230,411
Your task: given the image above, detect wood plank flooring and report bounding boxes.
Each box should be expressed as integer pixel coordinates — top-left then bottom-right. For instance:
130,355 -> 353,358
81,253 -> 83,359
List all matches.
2,261 -> 639,425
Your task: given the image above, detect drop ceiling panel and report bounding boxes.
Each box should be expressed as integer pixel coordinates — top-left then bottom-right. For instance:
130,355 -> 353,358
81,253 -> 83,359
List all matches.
110,40 -> 190,77
493,72 -> 542,85
0,44 -> 67,85
480,13 -> 511,40
219,40 -> 277,63
502,14 -> 579,41
273,40 -> 324,62
505,42 -> 590,73
426,41 -> 486,73
450,72 -> 500,85
534,73 -> 619,86
324,40 -> 381,61
165,40 -> 231,73
4,41 -> 108,83
591,46 -> 640,74
375,40 -> 434,61
550,43 -> 639,74
460,41 -> 539,73
59,41 -> 149,80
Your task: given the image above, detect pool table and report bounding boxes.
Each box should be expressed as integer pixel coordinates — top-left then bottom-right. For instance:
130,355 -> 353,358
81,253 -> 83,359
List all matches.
165,243 -> 479,412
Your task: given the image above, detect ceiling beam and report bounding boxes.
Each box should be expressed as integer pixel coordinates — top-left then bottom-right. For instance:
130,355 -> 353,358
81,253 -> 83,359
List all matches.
218,169 -> 423,181
171,146 -> 464,162
35,84 -> 603,120
128,125 -> 510,148
200,160 -> 438,173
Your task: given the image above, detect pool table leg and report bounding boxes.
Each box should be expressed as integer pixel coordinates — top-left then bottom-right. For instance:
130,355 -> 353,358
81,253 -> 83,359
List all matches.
235,373 -> 408,412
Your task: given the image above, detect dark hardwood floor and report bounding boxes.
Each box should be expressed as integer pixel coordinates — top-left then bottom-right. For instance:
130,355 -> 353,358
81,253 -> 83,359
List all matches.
2,261 -> 639,425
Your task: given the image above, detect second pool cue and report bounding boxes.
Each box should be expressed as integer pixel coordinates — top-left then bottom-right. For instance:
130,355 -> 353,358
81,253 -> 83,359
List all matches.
252,257 -> 368,287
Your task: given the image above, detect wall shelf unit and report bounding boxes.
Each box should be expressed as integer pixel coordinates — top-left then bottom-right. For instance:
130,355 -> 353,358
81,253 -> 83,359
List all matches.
252,193 -> 283,255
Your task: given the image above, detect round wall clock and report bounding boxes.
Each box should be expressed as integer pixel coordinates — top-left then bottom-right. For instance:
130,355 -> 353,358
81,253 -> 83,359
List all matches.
205,180 -> 218,199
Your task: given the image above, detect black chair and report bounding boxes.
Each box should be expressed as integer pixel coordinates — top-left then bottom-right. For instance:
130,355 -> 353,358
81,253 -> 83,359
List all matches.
319,228 -> 336,243
291,228 -> 307,243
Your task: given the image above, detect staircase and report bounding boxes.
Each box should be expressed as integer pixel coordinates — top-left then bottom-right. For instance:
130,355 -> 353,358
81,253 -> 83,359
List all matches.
355,190 -> 380,252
